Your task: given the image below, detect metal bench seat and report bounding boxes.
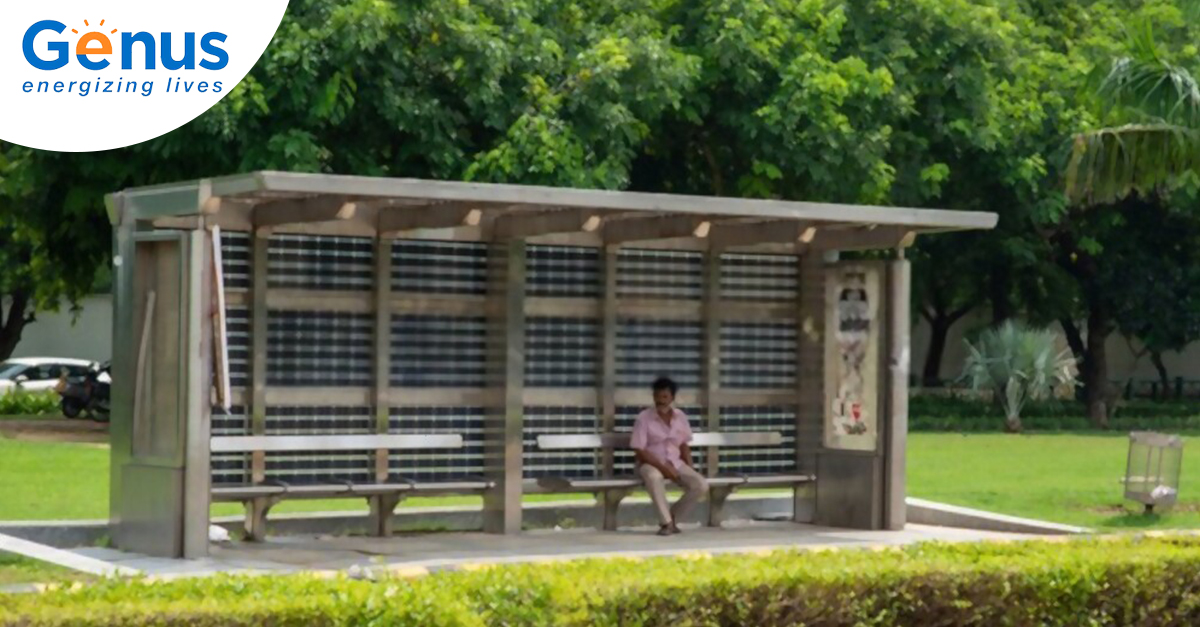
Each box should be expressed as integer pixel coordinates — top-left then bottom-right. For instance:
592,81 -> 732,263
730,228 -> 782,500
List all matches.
407,479 -> 495,493
742,473 -> 815,486
212,485 -> 286,501
537,475 -> 749,491
537,477 -> 642,491
535,430 -> 813,530
348,482 -> 417,496
210,433 -> 470,541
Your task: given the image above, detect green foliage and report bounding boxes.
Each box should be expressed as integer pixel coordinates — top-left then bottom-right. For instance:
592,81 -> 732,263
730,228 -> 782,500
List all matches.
910,394 -> 1200,431
0,390 -> 59,416
1065,0 -> 1200,205
8,538 -> 1200,625
1103,196 -> 1200,358
962,321 -> 1078,431
1,0 -> 1200,387
0,552 -> 84,587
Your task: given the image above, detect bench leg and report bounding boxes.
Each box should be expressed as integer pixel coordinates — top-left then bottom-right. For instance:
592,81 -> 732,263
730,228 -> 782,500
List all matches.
368,494 -> 405,537
597,488 -> 632,531
708,486 -> 735,528
243,496 -> 282,542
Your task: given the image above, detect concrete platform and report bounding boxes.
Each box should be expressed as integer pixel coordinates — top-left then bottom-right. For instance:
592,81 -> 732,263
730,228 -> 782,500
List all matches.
67,521 -> 1046,578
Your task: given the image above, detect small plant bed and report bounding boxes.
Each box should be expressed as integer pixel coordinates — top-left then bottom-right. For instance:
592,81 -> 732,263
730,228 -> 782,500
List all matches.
910,396 -> 1200,432
0,390 -> 61,419
5,538 -> 1200,625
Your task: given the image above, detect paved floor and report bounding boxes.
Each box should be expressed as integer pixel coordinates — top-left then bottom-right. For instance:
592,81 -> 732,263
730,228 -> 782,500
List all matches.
69,521 -> 1044,578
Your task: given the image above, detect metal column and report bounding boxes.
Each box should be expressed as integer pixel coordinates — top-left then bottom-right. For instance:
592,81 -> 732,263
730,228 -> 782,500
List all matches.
883,258 -> 910,529
483,240 -> 526,534
702,251 -> 722,475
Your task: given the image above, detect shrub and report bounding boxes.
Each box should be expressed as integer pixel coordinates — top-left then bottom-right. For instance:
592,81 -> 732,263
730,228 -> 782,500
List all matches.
6,537 -> 1200,626
0,390 -> 59,416
961,321 -> 1078,433
908,395 -> 1200,432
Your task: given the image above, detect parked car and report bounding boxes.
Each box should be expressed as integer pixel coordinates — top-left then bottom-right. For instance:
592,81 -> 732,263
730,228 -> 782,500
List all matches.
0,357 -> 98,393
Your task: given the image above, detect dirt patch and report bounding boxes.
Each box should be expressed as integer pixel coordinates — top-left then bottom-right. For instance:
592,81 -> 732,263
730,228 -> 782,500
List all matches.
0,419 -> 108,444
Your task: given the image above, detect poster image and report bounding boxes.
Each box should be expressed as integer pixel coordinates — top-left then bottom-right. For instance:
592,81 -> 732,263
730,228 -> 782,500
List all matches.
824,263 -> 881,451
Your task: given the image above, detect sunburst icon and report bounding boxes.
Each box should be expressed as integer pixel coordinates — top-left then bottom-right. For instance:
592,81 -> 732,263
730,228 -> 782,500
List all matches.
72,19 -> 119,56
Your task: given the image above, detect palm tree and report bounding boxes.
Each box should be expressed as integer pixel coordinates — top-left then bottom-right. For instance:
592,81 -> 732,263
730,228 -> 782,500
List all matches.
1065,9 -> 1200,206
961,321 -> 1078,433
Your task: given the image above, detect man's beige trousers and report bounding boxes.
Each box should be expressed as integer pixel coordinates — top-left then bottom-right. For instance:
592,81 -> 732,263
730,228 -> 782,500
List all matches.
638,463 -> 709,525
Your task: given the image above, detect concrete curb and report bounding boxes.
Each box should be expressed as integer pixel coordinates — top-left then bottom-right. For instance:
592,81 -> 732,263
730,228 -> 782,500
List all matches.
905,497 -> 1091,535
0,495 -> 801,548
0,532 -> 139,577
0,496 -> 1085,550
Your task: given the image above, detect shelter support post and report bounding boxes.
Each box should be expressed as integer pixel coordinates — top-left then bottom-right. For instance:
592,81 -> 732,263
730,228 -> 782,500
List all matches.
599,246 -> 618,477
883,258 -> 910,529
702,251 -> 721,476
483,240 -> 526,534
595,246 -> 621,520
108,206 -> 134,541
795,253 -> 824,523
814,255 -> 909,530
371,238 -> 395,533
110,223 -> 210,557
250,234 -> 269,485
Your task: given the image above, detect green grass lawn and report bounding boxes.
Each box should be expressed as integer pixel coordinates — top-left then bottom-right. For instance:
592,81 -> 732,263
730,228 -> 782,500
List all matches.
906,432 -> 1200,530
0,552 -> 86,586
2,431 -> 1195,530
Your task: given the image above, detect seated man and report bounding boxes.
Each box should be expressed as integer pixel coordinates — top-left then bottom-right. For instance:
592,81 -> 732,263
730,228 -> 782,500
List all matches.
630,376 -> 709,535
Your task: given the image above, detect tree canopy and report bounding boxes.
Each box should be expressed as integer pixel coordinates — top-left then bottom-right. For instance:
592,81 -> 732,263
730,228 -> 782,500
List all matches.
1,0 -> 1199,423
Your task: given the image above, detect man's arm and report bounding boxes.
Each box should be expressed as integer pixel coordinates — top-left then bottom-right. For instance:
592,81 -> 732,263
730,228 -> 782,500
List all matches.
634,448 -> 679,480
679,443 -> 694,469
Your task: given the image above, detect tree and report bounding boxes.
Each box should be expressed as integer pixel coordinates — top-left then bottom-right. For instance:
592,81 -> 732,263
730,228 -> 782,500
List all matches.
1106,194 -> 1200,393
1065,9 -> 1200,206
1050,0 -> 1200,421
0,0 -> 701,358
910,234 -> 987,387
0,149 -> 117,360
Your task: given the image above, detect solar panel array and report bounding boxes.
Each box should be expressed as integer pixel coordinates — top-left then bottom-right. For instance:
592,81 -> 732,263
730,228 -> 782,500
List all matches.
212,234 -> 810,487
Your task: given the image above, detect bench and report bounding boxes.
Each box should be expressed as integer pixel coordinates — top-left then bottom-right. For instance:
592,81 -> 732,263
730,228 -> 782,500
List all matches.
210,434 -> 491,540
535,432 -> 814,530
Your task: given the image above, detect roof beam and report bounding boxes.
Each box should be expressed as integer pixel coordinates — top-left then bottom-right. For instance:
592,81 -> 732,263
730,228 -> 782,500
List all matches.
602,215 -> 712,245
491,208 -> 605,240
376,202 -> 484,237
253,196 -> 355,231
805,225 -> 917,251
709,221 -> 827,249
248,172 -> 998,231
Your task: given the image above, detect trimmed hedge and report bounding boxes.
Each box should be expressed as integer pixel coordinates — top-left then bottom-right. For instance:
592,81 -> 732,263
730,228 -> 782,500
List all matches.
6,537 -> 1200,625
0,390 -> 58,417
910,395 -> 1200,432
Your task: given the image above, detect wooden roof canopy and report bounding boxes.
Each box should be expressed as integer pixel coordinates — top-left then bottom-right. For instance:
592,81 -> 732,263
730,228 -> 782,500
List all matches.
107,171 -> 998,253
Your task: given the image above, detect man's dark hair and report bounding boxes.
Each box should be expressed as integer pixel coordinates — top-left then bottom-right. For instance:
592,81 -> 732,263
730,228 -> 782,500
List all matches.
651,376 -> 678,396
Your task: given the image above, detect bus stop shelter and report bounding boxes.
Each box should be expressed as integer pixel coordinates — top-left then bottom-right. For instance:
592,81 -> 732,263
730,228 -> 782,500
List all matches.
105,172 -> 997,558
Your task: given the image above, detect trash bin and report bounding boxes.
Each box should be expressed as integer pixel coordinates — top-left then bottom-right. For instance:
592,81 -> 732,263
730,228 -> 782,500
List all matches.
1124,431 -> 1183,513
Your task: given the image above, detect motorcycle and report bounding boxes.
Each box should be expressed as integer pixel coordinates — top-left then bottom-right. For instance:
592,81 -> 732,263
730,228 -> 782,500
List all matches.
56,361 -> 111,422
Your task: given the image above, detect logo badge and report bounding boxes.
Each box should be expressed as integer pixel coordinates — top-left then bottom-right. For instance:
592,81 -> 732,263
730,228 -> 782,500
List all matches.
1,1 -> 288,152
